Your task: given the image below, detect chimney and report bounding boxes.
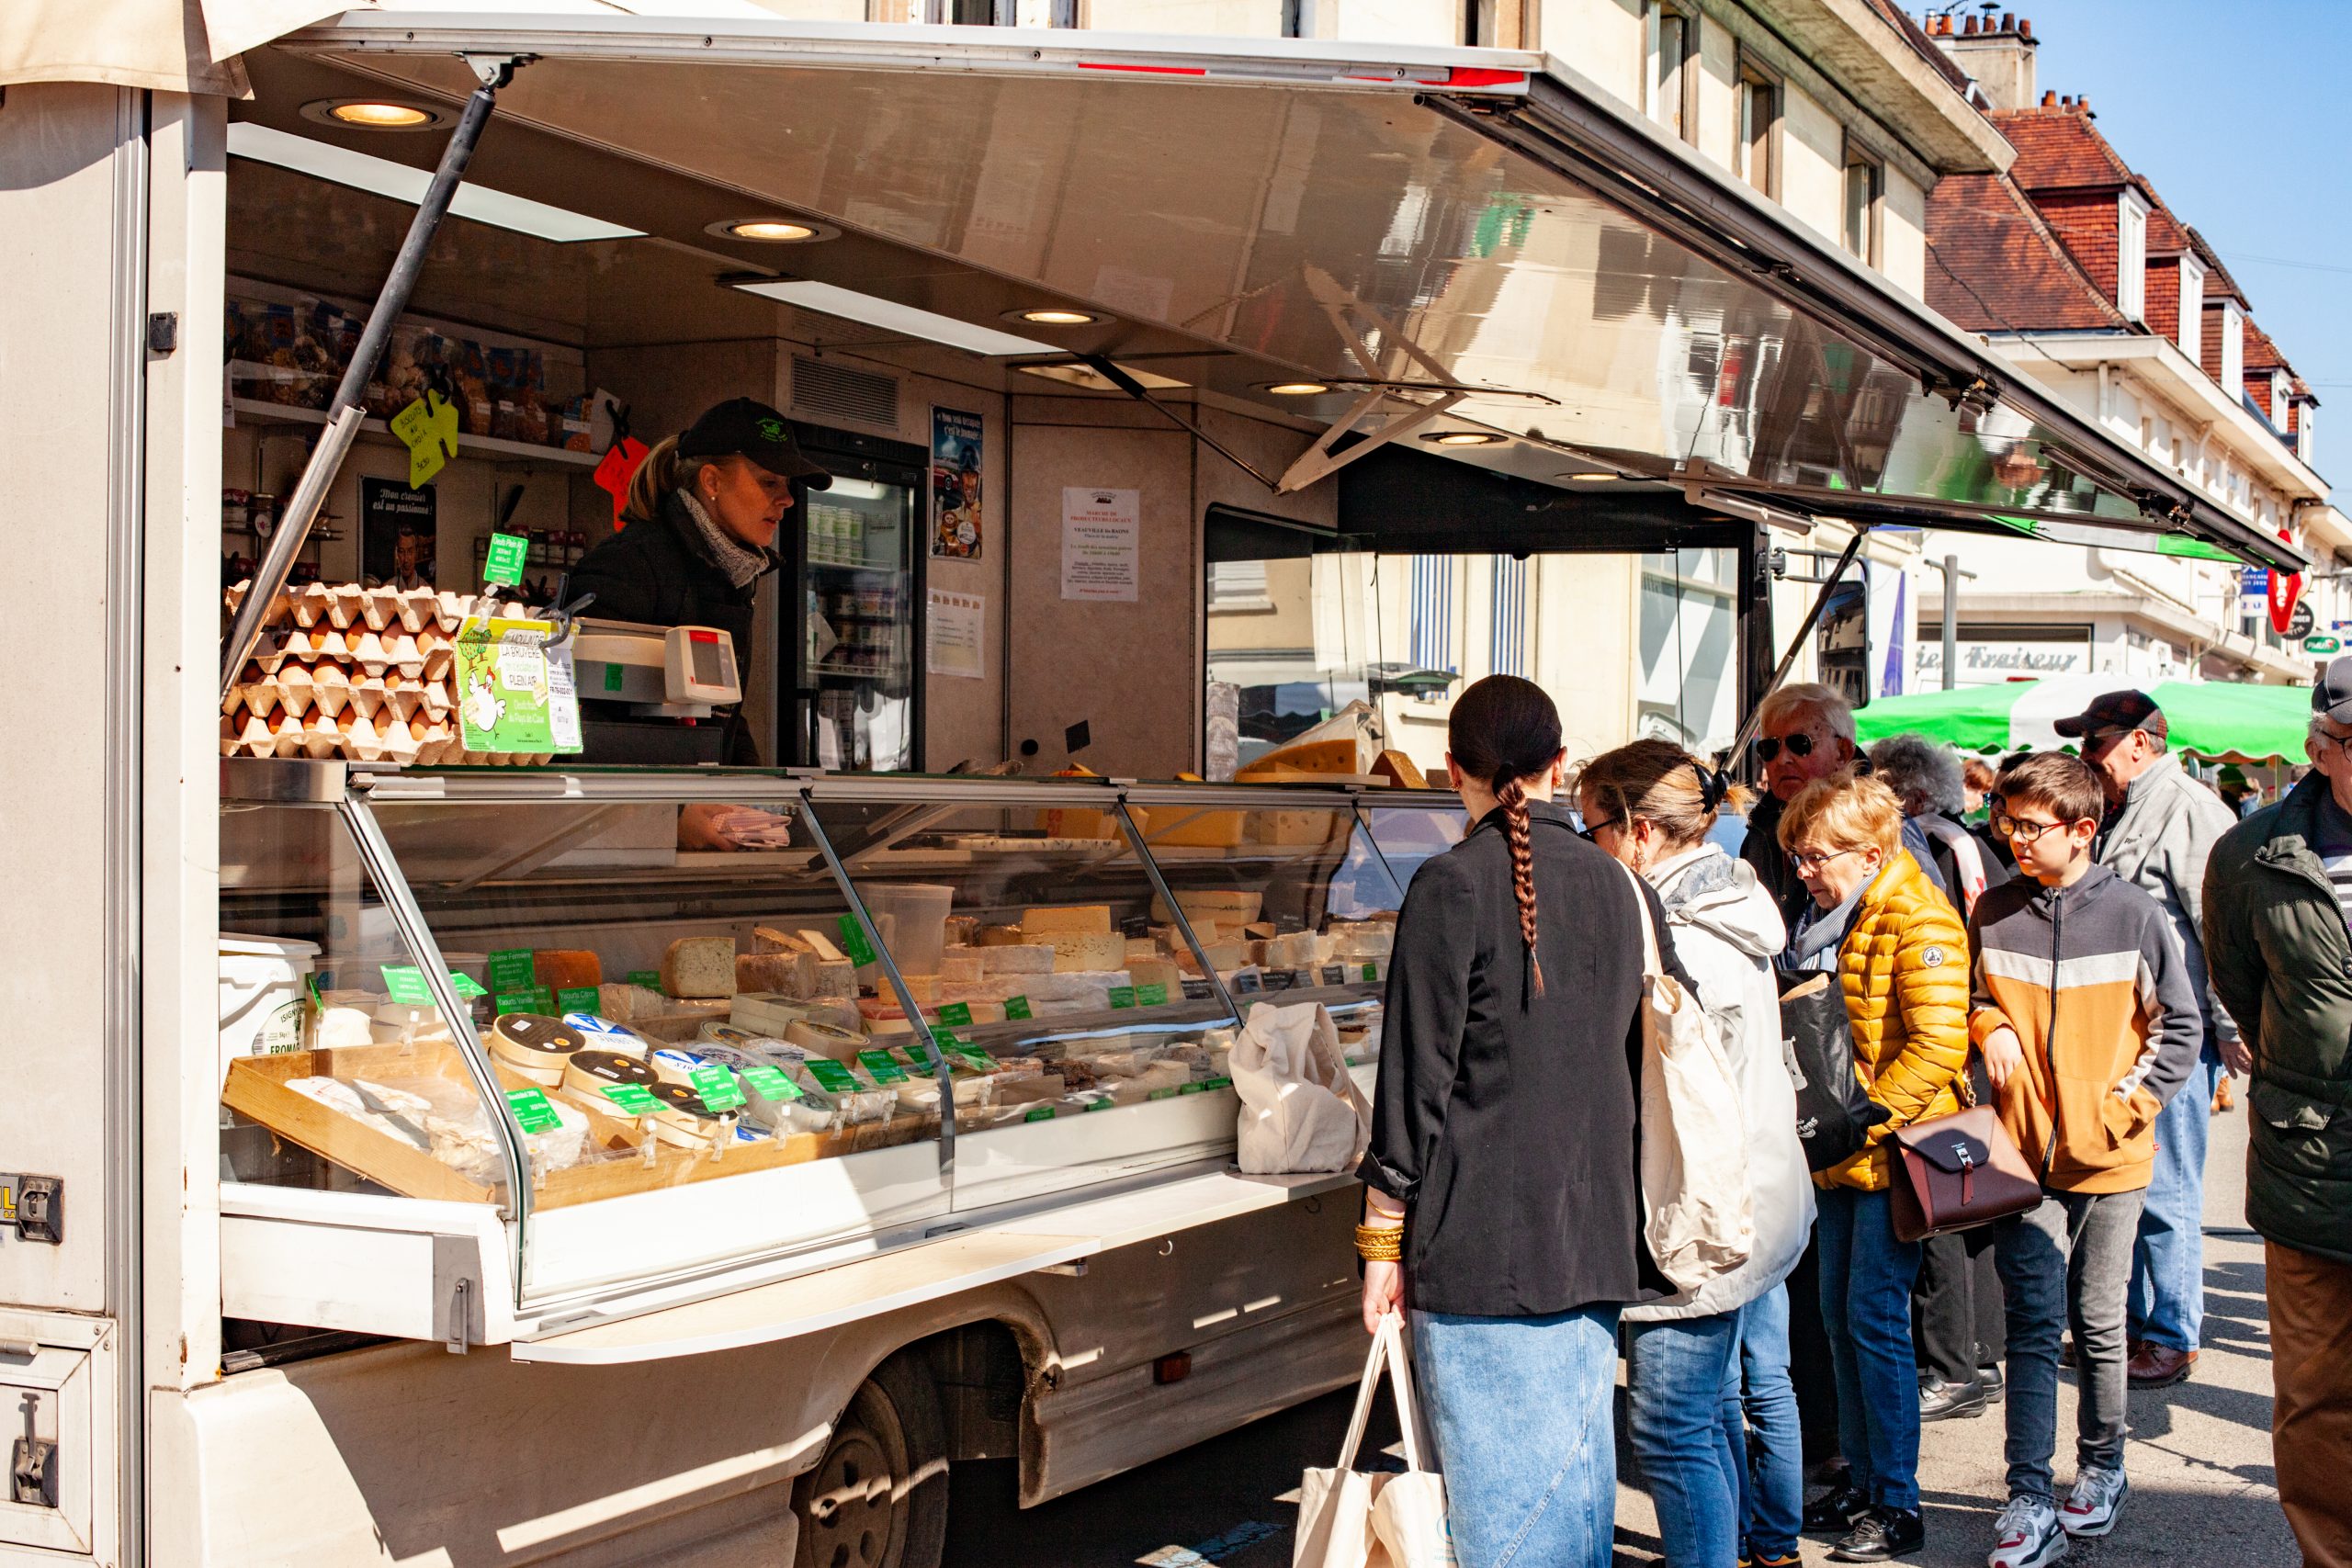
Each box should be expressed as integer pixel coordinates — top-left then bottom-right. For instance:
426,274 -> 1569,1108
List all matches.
1935,7 -> 2040,113
2041,89 -> 2058,107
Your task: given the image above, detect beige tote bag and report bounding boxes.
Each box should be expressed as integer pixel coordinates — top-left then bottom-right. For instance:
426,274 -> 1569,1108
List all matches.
1294,1313 -> 1454,1568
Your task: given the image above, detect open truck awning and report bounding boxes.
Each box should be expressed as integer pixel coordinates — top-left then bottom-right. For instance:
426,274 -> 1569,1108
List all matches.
249,11 -> 2300,570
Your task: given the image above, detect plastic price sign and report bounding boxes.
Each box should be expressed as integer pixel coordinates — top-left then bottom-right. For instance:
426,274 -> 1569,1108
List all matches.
836,915 -> 877,967
389,389 -> 458,489
447,973 -> 488,999
1107,987 -> 1136,1010
900,1040 -> 937,1070
487,949 -> 536,992
556,986 -> 600,1014
741,1065 -> 804,1103
1362,963 -> 1379,983
803,1058 -> 859,1094
482,531 -> 529,587
379,965 -> 435,1005
505,1088 -> 561,1134
495,987 -> 555,1015
600,1083 -> 661,1115
936,1002 -> 973,1027
945,1042 -> 996,1074
1002,995 -> 1033,1021
856,1049 -> 910,1085
690,1064 -> 748,1112
1024,1105 -> 1057,1122
628,970 -> 661,991
1135,983 -> 1169,1007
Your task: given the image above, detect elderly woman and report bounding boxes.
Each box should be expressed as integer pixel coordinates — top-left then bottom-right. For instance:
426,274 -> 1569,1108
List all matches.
1869,733 -> 2007,919
1781,773 -> 1969,1564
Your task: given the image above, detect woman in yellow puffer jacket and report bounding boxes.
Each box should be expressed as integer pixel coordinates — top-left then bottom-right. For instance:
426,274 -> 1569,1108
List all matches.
1777,772 -> 1968,1562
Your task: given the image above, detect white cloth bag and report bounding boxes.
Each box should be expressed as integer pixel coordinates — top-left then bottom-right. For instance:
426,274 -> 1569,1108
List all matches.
1294,1313 -> 1454,1568
1624,866 -> 1755,1292
1232,1000 -> 1371,1175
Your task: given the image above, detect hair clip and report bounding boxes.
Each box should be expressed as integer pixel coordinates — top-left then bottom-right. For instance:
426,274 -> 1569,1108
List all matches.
1691,760 -> 1729,811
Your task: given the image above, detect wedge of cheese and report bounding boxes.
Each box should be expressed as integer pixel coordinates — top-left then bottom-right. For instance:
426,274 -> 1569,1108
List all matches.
1023,904 -> 1114,936
1035,931 -> 1125,973
661,936 -> 736,998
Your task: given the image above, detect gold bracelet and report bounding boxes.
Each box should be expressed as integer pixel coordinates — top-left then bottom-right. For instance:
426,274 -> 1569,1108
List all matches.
1353,1224 -> 1403,1262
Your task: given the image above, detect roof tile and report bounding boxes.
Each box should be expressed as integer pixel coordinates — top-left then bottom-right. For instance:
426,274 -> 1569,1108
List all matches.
1925,171 -> 2132,334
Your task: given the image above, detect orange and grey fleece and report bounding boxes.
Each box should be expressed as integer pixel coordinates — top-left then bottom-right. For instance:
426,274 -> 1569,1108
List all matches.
1966,863 -> 2202,1194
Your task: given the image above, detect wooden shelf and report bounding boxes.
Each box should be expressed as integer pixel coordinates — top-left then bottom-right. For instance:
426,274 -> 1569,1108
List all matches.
227,396 -> 604,470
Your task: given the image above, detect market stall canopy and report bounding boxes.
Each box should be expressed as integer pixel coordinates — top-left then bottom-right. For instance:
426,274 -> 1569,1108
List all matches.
0,0 -> 345,94
1854,675 -> 2316,763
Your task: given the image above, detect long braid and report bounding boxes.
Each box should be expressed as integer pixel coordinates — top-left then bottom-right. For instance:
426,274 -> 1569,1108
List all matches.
1496,774 -> 1545,999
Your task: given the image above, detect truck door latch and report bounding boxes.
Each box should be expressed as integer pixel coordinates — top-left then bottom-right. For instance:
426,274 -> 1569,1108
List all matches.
0,1177 -> 62,1245
12,1390 -> 55,1508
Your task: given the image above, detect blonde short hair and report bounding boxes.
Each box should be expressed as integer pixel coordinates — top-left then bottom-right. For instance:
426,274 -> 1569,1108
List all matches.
1778,771 -> 1904,858
1757,682 -> 1857,745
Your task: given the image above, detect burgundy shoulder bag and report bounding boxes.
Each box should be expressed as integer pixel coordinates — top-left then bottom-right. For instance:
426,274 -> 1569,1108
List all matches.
1885,1089 -> 2042,1243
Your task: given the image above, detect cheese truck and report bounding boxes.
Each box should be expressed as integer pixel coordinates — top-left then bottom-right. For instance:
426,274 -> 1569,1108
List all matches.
0,4 -> 2291,1563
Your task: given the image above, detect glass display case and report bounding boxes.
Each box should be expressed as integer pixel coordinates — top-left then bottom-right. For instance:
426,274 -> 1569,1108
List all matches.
215,763 -> 1453,1336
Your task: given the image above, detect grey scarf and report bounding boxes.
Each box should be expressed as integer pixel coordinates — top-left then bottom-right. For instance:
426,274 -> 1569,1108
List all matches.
676,491 -> 769,589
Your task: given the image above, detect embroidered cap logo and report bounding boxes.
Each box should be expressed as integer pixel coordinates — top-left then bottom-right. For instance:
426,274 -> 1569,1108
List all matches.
757,417 -> 785,444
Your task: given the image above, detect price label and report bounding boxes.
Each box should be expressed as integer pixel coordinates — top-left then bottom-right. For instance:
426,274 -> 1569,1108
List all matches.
900,1040 -> 937,1070
600,1083 -> 661,1115
1003,995 -> 1033,1021
1024,1105 -> 1057,1122
836,914 -> 877,967
1136,983 -> 1169,1007
1083,1097 -> 1114,1112
447,972 -> 488,999
1202,1076 -> 1233,1091
495,987 -> 556,1016
1107,987 -> 1137,1010
690,1063 -> 748,1111
487,949 -> 536,991
945,1042 -> 996,1074
1234,970 -> 1263,995
1181,978 -> 1217,1001
1148,1086 -> 1182,1100
803,1058 -> 860,1094
379,965 -> 435,1005
390,389 -> 459,489
740,1065 -> 805,1103
1362,963 -> 1379,983
505,1087 -> 562,1134
483,531 -> 529,587
628,970 -> 662,991
556,986 -> 600,1015
857,1049 -> 910,1085
1321,964 -> 1347,987
602,661 -> 625,694
936,1002 -> 973,1027
1179,1081 -> 1206,1095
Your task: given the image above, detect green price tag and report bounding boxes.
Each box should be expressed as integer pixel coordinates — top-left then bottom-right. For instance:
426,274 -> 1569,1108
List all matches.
936,1002 -> 973,1027
1148,1086 -> 1182,1100
836,914 -> 877,967
1362,963 -> 1379,982
487,948 -> 536,992
741,1065 -> 805,1103
929,1024 -> 963,1049
505,1087 -> 561,1134
1179,1081 -> 1206,1095
602,661 -> 625,694
1024,1105 -> 1057,1122
483,531 -> 529,586
691,1063 -> 748,1111
1202,1076 -> 1234,1090
1083,1097 -> 1114,1112
1136,983 -> 1169,1007
305,974 -> 325,1014
556,986 -> 600,1014
628,970 -> 662,991
803,1058 -> 860,1094
857,1049 -> 910,1085
447,972 -> 488,999
600,1083 -> 661,1115
946,1043 -> 997,1074
1107,987 -> 1136,1010
1002,995 -> 1033,1021
495,987 -> 555,1016
379,965 -> 435,1005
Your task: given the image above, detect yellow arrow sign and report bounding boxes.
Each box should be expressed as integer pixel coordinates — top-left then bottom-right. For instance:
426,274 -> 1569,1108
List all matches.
389,389 -> 460,489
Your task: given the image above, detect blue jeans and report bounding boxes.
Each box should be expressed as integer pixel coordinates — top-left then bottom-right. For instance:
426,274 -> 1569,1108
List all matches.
1740,1283 -> 1805,1558
1412,1304 -> 1621,1568
1814,1187 -> 1926,1512
2130,1044 -> 2222,1352
1625,1311 -> 1744,1568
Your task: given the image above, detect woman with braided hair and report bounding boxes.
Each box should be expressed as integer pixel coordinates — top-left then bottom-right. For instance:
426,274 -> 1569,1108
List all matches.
1361,676 -> 1693,1568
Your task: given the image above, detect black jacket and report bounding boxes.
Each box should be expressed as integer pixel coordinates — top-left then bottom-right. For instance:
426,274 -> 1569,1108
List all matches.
1362,801 -> 1688,1316
1740,793 -> 1813,932
569,491 -> 775,763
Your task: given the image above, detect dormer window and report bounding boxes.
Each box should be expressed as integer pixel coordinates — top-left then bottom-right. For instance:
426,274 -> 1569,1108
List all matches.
2177,254 -> 2205,361
2118,189 -> 2149,321
2221,300 -> 2245,389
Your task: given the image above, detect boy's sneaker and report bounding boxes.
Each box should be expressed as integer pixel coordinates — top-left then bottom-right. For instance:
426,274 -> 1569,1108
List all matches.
1804,1479 -> 1872,1533
1831,1506 -> 1925,1562
1988,1495 -> 2067,1568
1744,1550 -> 1802,1568
2060,1466 -> 2128,1537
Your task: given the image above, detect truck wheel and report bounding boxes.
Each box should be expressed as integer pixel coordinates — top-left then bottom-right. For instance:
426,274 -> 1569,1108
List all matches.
793,1351 -> 949,1568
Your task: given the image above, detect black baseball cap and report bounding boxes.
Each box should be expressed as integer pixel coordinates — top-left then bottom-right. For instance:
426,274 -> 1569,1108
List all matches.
677,398 -> 831,489
2314,656 -> 2352,725
2053,688 -> 2167,744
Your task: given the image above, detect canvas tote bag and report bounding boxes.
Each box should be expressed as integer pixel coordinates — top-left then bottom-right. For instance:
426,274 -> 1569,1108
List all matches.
1295,1312 -> 1453,1568
1624,866 -> 1754,1292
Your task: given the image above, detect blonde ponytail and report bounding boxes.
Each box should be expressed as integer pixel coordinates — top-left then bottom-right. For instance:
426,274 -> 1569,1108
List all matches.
624,434 -> 695,524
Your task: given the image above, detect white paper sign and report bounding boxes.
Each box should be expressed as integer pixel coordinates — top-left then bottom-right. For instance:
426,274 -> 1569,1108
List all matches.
926,589 -> 986,680
1061,488 -> 1139,602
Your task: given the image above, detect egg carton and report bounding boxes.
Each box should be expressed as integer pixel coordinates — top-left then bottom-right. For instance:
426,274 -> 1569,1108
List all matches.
225,661 -> 455,723
226,581 -> 537,644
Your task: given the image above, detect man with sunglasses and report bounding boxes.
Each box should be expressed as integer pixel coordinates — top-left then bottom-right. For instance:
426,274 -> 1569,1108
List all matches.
1741,683 -> 1948,930
2052,690 -> 2245,1393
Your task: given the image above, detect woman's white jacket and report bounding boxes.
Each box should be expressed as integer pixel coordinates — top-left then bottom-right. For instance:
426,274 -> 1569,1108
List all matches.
1623,843 -> 1816,1322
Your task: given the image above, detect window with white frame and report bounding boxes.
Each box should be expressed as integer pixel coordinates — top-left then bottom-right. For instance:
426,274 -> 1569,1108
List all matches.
1842,147 -> 1883,263
2221,300 -> 2245,389
2177,253 -> 2205,361
1647,2 -> 1696,144
1737,65 -> 1779,197
2300,401 -> 2317,465
2118,189 -> 2149,321
2272,371 -> 2293,423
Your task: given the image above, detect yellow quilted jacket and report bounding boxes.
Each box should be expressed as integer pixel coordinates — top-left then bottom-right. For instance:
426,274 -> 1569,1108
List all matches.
1819,850 -> 1972,1192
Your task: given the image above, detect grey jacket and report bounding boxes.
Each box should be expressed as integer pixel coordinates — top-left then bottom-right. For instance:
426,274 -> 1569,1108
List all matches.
2099,753 -> 2240,1043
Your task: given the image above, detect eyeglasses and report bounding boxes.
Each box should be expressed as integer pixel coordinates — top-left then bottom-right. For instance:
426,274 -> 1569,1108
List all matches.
1752,733 -> 1817,764
1577,815 -> 1622,843
2313,728 -> 2352,758
1787,846 -> 1860,874
1990,811 -> 2075,843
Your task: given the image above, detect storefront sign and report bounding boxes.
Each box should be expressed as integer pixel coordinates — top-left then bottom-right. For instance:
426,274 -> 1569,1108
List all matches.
1913,638 -> 2088,687
454,617 -> 582,754
1061,487 -> 1139,601
2305,635 -> 2342,655
929,408 -> 984,559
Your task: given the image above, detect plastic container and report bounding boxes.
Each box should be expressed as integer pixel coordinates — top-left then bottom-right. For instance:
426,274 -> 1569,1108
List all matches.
860,884 -> 956,976
218,932 -> 321,1088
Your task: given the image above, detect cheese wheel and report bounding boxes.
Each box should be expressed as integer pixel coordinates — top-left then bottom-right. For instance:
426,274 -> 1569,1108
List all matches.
533,949 -> 603,989
487,1014 -> 585,1086
786,1018 -> 865,1061
647,1047 -> 706,1085
645,1081 -> 725,1147
561,1049 -> 659,1099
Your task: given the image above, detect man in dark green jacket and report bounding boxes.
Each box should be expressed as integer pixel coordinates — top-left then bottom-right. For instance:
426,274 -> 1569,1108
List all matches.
2201,663 -> 2352,1568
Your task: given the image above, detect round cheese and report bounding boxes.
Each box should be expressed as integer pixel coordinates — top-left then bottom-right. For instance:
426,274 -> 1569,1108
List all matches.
487,1014 -> 585,1086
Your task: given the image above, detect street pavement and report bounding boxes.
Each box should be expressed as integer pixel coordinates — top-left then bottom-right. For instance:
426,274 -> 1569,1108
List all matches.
944,1095 -> 2297,1567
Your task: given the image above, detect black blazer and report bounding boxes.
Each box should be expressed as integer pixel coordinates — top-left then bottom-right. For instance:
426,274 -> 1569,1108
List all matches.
1362,801 -> 1687,1316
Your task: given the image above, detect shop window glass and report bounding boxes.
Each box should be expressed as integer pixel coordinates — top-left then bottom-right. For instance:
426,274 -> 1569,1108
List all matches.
1842,152 -> 1882,263
1637,548 -> 1738,756
1489,556 -> 1527,678
1738,70 -> 1777,197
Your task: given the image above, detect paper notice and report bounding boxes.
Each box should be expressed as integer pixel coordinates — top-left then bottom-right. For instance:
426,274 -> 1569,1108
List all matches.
927,590 -> 986,679
1061,488 -> 1139,602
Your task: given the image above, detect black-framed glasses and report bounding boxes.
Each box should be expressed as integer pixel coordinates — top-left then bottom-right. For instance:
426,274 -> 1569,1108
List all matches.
1753,733 -> 1817,764
1991,810 -> 2073,843
1786,845 -> 1860,874
1577,815 -> 1622,843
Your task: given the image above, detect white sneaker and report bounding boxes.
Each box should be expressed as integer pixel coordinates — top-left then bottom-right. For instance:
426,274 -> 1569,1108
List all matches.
1988,1495 -> 2067,1568
2060,1466 -> 2128,1537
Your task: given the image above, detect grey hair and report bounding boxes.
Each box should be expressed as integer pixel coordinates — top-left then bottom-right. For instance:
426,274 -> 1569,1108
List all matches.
1757,682 -> 1856,743
1868,732 -> 1966,817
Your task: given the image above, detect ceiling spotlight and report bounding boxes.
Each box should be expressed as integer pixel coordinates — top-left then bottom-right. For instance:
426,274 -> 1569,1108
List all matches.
1421,430 -> 1506,446
1006,308 -> 1102,325
1561,470 -> 1619,481
708,217 -> 837,243
300,99 -> 451,132
1263,381 -> 1331,396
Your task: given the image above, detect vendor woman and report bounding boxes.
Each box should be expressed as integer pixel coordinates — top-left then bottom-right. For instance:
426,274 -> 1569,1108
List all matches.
570,397 -> 831,765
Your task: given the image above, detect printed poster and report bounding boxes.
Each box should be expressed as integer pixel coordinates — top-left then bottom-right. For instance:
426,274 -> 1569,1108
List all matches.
930,408 -> 984,559
926,589 -> 986,680
455,618 -> 582,755
360,478 -> 435,589
1060,487 -> 1139,602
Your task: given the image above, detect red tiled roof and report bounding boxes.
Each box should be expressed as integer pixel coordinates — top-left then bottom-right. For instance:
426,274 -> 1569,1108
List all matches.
2186,228 -> 2250,307
1991,107 -> 2133,191
1925,171 -> 2132,334
1863,0 -> 1974,94
2245,321 -> 2290,373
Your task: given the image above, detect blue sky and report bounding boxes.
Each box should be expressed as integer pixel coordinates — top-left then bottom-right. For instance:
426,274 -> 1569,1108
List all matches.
2004,0 -> 2352,484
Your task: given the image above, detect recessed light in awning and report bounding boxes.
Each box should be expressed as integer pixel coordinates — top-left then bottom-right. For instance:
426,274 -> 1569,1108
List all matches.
1263,381 -> 1331,396
301,99 -> 449,131
228,122 -> 641,243
733,279 -> 1060,357
1561,470 -> 1619,481
1421,430 -> 1506,446
1008,307 -> 1102,326
710,217 -> 837,243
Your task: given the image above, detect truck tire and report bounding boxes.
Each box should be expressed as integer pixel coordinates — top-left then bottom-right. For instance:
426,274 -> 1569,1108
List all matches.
793,1351 -> 949,1568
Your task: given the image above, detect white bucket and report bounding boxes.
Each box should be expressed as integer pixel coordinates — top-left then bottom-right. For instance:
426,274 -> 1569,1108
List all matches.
219,932 -> 322,1088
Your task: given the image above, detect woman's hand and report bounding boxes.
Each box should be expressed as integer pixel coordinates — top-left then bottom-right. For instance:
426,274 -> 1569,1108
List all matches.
1361,1261 -> 1403,1334
1981,1025 -> 2025,1094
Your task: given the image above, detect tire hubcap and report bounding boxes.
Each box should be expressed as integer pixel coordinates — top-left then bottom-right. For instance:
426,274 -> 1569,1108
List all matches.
803,1420 -> 902,1568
